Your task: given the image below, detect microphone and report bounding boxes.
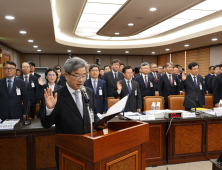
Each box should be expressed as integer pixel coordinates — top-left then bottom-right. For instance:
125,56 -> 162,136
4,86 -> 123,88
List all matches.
22,98 -> 31,126
80,85 -> 90,104
184,94 -> 197,115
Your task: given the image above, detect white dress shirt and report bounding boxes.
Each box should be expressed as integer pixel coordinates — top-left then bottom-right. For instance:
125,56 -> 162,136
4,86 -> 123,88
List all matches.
166,72 -> 173,82
190,73 -> 198,83
112,69 -> 118,79
91,78 -> 98,89
23,74 -> 30,83
142,73 -> 148,83
48,83 -> 55,92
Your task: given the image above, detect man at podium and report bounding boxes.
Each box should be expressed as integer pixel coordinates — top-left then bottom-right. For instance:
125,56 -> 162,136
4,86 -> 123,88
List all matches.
40,57 -> 105,169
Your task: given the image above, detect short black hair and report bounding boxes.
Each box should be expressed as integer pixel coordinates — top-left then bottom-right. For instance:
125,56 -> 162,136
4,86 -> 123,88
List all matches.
45,68 -> 58,82
16,69 -> 20,72
182,68 -> 185,71
120,63 -> 125,66
209,66 -> 215,70
122,66 -> 132,73
3,61 -> 16,67
173,66 -> 178,69
54,65 -> 61,69
99,68 -> 104,71
89,64 -> 99,71
111,59 -> 121,65
29,62 -> 36,67
54,67 -> 61,72
104,65 -> 111,69
214,65 -> 220,70
188,62 -> 199,70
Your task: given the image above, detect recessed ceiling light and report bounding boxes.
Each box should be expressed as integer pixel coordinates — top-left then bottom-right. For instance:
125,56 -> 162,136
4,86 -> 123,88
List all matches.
184,44 -> 189,47
67,50 -> 71,52
152,52 -> 155,54
166,49 -> 170,51
150,8 -> 157,11
115,32 -> 119,35
37,49 -> 41,52
28,40 -> 33,42
212,38 -> 218,41
125,51 -> 129,53
5,16 -> 14,20
33,45 -> 38,48
128,23 -> 134,26
20,31 -> 26,34
97,50 -> 101,53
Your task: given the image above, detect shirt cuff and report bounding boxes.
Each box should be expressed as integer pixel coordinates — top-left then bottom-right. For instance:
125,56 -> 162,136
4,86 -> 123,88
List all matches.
46,106 -> 54,116
117,89 -> 121,94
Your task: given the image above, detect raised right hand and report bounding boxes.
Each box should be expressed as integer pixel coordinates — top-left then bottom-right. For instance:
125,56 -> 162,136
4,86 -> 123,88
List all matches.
44,88 -> 57,109
117,82 -> 122,91
182,72 -> 186,81
38,77 -> 45,86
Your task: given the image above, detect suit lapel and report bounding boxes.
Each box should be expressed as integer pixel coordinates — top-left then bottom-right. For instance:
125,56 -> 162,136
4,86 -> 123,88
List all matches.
122,80 -> 129,94
11,78 -> 17,95
164,74 -> 171,86
109,71 -> 116,84
139,76 -> 146,89
3,78 -> 10,97
187,75 -> 196,91
88,79 -> 93,90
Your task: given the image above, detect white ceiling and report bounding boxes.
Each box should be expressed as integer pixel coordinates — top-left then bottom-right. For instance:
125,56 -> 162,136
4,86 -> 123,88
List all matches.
0,0 -> 222,56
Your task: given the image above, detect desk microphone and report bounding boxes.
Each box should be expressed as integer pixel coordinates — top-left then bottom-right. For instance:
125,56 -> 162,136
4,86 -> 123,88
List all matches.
22,98 -> 31,126
80,85 -> 90,104
184,95 -> 197,115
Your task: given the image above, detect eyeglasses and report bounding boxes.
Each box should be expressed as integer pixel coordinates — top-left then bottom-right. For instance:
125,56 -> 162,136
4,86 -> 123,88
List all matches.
69,73 -> 86,80
125,72 -> 133,75
22,67 -> 30,69
48,74 -> 56,77
4,67 -> 15,71
91,69 -> 99,72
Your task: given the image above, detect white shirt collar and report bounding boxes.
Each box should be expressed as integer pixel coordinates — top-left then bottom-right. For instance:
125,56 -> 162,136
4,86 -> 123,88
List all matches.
48,83 -> 55,91
124,78 -> 132,83
166,72 -> 172,77
31,72 -> 34,76
66,82 -> 81,94
91,78 -> 98,82
190,73 -> 198,78
23,74 -> 30,79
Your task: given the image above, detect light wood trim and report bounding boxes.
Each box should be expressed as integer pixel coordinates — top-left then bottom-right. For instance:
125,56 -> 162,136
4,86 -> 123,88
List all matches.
60,153 -> 85,170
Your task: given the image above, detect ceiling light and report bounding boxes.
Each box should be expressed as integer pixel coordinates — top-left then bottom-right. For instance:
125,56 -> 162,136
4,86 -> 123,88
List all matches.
20,31 -> 26,34
33,45 -> 38,48
152,52 -> 155,54
79,14 -> 112,23
5,16 -> 14,20
166,49 -> 170,51
191,0 -> 222,11
67,50 -> 71,52
150,8 -> 157,11
97,50 -> 101,53
115,32 -> 119,35
109,37 -> 131,40
125,51 -> 129,53
37,49 -> 41,52
128,23 -> 134,26
28,40 -> 33,42
184,44 -> 189,47
172,10 -> 215,20
77,22 -> 105,28
87,0 -> 127,5
212,38 -> 218,41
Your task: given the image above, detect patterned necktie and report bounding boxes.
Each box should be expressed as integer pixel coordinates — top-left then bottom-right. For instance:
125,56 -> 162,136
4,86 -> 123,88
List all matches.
169,74 -> 172,86
193,77 -> 198,101
154,73 -> 157,83
93,80 -> 97,94
145,76 -> 148,88
8,80 -> 12,95
115,73 -> 117,82
25,76 -> 28,87
127,81 -> 131,94
73,91 -> 83,117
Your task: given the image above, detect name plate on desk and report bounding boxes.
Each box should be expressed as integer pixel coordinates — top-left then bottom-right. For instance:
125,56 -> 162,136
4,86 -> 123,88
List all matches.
182,112 -> 196,118
0,124 -> 14,130
139,115 -> 155,121
216,112 -> 222,117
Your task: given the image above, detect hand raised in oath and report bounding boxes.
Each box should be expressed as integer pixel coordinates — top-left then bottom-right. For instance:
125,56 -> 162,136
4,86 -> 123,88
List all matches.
44,88 -> 57,109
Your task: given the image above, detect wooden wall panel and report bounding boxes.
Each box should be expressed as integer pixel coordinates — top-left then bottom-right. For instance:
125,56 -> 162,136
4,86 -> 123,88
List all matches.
143,56 -> 158,65
41,55 -> 58,69
157,54 -> 170,67
128,56 -> 143,68
25,54 -> 40,67
171,51 -> 185,69
79,55 -> 95,65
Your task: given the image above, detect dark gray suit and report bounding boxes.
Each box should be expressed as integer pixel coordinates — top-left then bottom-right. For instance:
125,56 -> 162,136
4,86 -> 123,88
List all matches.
113,79 -> 142,112
148,72 -> 161,91
212,73 -> 222,104
179,74 -> 205,109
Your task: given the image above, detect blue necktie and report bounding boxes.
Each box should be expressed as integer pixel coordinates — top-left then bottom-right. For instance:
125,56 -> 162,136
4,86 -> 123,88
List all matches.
127,81 -> 131,94
8,80 -> 12,95
93,80 -> 97,94
193,77 -> 198,101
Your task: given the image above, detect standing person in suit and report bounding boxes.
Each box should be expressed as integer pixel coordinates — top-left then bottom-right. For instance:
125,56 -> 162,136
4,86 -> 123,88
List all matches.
0,61 -> 28,120
208,65 -> 221,94
213,72 -> 222,107
159,62 -> 179,109
179,62 -> 205,110
177,65 -> 183,77
149,63 -> 161,91
18,62 -> 39,119
99,68 -> 104,78
29,62 -> 41,78
205,66 -> 215,92
114,66 -> 142,112
135,62 -> 155,111
103,59 -> 124,97
135,67 -> 142,78
157,65 -> 164,75
41,57 -> 105,169
37,68 -> 62,118
84,64 -> 107,114
119,63 -> 125,73
16,69 -> 21,77
86,62 -> 91,80
54,65 -> 66,82
54,67 -> 66,86
99,65 -> 111,80
173,66 -> 182,82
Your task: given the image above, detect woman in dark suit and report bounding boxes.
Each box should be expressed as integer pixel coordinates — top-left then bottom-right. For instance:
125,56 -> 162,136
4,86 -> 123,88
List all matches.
37,68 -> 62,118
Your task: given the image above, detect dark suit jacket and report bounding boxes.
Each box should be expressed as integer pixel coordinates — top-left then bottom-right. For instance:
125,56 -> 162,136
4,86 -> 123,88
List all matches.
158,74 -> 179,103
33,73 -> 41,78
103,71 -> 124,97
99,75 -> 104,80
18,74 -> 39,106
113,79 -> 142,112
135,73 -> 142,78
205,74 -> 211,92
135,75 -> 155,103
207,75 -> 215,94
212,73 -> 222,104
84,78 -> 108,114
60,75 -> 66,82
148,72 -> 161,91
37,83 -> 62,118
0,77 -> 28,119
179,74 -> 205,108
56,79 -> 66,86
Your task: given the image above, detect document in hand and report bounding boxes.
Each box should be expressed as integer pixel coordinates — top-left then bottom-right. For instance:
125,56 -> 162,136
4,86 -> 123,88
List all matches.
92,94 -> 129,129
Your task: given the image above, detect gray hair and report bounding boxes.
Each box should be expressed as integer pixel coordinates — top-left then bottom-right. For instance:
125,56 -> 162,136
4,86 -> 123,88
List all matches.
165,62 -> 173,67
141,62 -> 150,68
157,65 -> 163,69
64,57 -> 88,74
150,63 -> 157,67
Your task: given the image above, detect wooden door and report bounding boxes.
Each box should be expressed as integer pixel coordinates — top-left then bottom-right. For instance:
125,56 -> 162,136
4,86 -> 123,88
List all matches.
0,48 -> 11,79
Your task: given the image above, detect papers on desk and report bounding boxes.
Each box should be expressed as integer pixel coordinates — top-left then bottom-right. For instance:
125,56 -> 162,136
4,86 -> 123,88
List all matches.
214,108 -> 222,116
120,112 -> 141,120
145,110 -> 166,118
0,119 -> 20,130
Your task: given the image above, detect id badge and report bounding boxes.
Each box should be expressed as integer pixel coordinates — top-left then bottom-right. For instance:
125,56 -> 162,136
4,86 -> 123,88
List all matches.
135,90 -> 137,96
16,88 -> 21,95
199,83 -> 202,90
31,82 -> 35,88
150,82 -> 153,87
99,88 -> 103,95
174,80 -> 177,86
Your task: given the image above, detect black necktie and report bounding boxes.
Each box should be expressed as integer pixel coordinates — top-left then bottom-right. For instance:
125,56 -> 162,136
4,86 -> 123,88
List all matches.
115,73 -> 117,82
8,80 -> 12,95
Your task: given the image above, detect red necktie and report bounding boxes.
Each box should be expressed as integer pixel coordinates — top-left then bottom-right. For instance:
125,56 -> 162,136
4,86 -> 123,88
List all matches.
169,74 -> 172,86
154,73 -> 157,83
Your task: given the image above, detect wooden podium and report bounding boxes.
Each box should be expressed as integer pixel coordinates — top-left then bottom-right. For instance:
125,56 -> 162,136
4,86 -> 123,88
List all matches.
55,121 -> 149,170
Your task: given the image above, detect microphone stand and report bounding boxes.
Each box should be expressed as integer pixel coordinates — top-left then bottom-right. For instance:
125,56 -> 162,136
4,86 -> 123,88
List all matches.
22,98 -> 31,126
184,95 -> 197,115
85,101 -> 93,137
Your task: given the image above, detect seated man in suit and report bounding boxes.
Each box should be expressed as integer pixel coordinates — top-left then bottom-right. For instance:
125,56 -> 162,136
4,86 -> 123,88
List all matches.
208,65 -> 221,94
213,71 -> 222,107
114,66 -> 142,112
159,62 -> 179,109
29,62 -> 41,78
18,62 -> 39,119
41,57 -> 105,169
135,62 -> 155,111
84,64 -> 108,114
179,62 -> 205,110
149,63 -> 161,91
0,61 -> 28,120
205,66 -> 215,93
103,59 -> 124,97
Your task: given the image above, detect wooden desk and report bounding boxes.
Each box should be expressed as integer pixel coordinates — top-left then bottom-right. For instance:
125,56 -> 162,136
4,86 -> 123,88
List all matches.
211,159 -> 222,170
